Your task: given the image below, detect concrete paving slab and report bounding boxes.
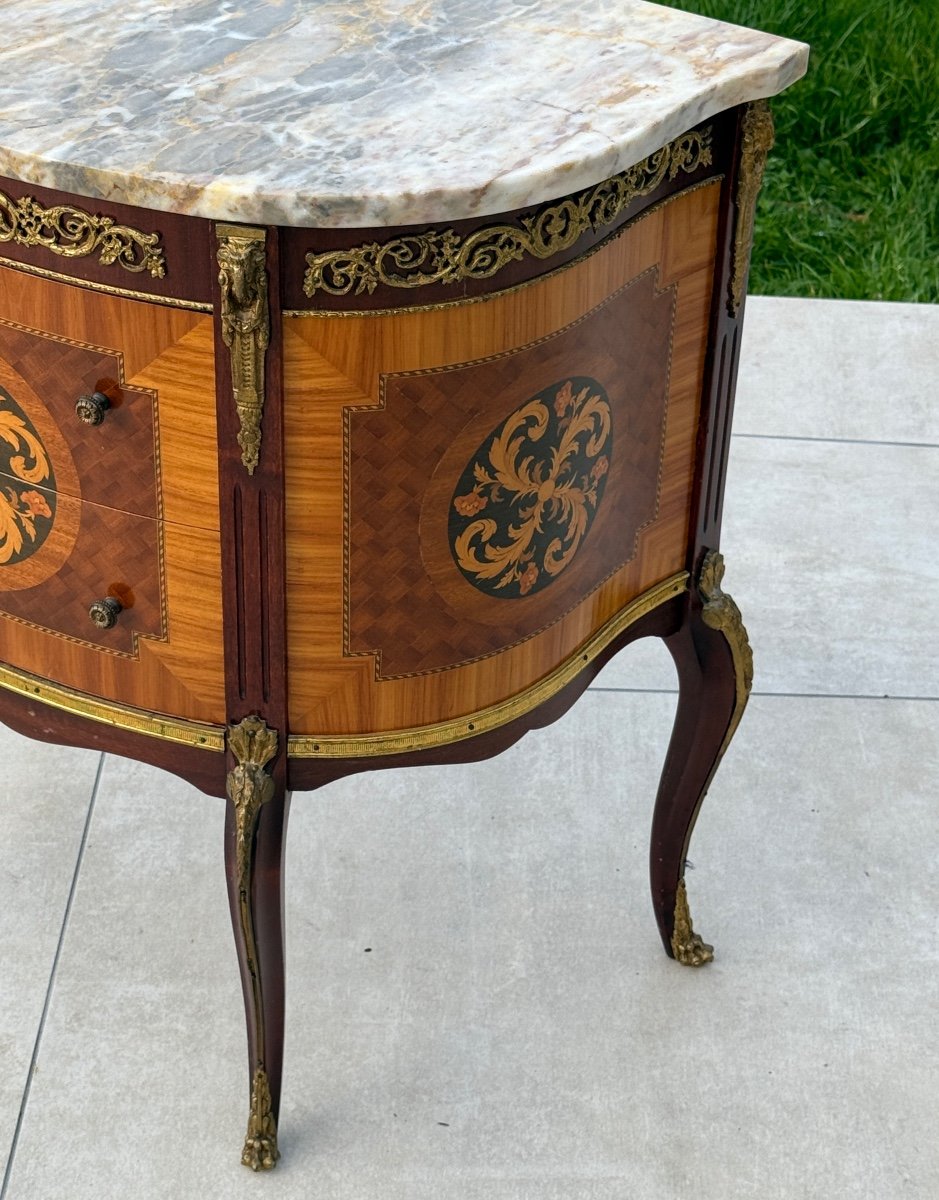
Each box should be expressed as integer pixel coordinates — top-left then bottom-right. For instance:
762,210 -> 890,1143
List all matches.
737,297 -> 939,444
0,728 -> 99,1186
3,691 -> 937,1200
595,438 -> 939,697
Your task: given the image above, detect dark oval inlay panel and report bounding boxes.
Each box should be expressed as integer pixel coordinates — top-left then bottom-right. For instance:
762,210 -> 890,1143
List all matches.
449,376 -> 612,599
0,385 -> 57,566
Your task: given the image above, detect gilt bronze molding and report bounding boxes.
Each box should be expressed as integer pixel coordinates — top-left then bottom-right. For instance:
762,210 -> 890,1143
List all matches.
0,660 -> 224,749
729,100 -> 774,315
226,715 -> 280,1170
302,126 -> 712,298
288,571 -> 689,758
0,189 -> 166,277
217,224 -> 270,475
671,878 -> 714,966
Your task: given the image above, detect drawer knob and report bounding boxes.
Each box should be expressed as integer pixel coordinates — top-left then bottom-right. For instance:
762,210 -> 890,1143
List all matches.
75,391 -> 111,425
89,596 -> 123,629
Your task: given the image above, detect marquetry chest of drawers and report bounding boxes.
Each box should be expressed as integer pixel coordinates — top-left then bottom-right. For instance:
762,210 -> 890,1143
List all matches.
0,0 -> 807,1172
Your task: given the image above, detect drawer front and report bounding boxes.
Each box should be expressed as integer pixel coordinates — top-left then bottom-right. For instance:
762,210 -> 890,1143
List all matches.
0,496 -> 225,724
0,318 -> 159,519
0,264 -> 220,535
0,484 -> 163,653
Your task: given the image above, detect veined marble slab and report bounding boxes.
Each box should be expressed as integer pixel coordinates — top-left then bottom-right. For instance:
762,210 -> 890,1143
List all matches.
0,0 -> 807,228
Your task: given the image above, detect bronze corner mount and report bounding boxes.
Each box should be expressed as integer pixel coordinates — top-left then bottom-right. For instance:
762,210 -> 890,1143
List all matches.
729,100 -> 775,315
216,224 -> 271,475
698,549 -> 754,711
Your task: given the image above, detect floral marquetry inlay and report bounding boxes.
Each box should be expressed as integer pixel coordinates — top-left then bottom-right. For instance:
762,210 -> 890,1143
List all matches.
449,378 -> 612,599
0,386 -> 56,566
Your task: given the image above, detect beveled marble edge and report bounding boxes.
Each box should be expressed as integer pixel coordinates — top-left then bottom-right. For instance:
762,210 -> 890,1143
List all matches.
0,1 -> 807,229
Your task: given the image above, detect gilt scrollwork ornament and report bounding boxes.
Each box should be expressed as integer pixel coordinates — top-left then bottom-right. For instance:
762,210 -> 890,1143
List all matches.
303,126 -> 712,297
226,716 -> 280,1169
671,878 -> 714,966
0,189 -> 166,276
217,225 -> 270,475
729,100 -> 775,315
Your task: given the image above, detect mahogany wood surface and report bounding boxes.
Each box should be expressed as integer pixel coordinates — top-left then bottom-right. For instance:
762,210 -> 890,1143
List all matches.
0,683 -> 225,794
651,591 -> 738,956
225,786 -> 292,1134
690,106 -> 750,573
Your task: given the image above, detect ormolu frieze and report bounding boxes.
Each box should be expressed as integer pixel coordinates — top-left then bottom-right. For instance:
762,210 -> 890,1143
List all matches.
0,189 -> 166,277
302,126 -> 712,297
449,377 -> 612,599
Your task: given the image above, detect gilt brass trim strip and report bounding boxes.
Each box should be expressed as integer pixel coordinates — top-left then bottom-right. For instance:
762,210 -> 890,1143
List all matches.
284,178 -> 723,320
0,253 -> 213,310
288,571 -> 688,758
729,100 -> 774,315
0,189 -> 166,277
0,661 -> 225,750
302,127 -> 713,301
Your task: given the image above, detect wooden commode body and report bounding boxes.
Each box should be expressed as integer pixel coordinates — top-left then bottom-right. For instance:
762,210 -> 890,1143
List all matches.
0,0 -> 807,1170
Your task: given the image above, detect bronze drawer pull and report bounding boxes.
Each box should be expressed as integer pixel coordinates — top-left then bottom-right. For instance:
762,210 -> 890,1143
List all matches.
88,596 -> 123,629
75,391 -> 111,425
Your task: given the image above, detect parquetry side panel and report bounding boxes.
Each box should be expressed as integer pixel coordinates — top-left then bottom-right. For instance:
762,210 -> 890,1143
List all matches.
346,268 -> 675,677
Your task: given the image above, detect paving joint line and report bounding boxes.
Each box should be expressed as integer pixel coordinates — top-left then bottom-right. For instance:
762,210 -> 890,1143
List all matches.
587,686 -> 939,701
733,432 -> 939,450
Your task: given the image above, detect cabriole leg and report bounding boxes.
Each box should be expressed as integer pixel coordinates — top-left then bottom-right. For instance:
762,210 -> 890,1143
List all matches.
650,551 -> 753,964
224,716 -> 290,1170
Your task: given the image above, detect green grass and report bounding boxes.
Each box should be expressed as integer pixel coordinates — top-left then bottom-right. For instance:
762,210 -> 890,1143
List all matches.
661,0 -> 939,301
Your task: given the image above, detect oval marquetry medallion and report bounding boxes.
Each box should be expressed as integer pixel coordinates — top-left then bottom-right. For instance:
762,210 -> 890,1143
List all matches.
0,358 -> 80,592
448,376 -> 612,599
0,385 -> 57,565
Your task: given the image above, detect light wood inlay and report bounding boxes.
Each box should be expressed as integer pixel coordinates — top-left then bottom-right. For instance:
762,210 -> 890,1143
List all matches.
283,182 -> 720,736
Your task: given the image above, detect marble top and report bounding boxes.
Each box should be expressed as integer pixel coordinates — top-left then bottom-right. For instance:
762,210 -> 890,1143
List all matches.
0,0 -> 807,228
